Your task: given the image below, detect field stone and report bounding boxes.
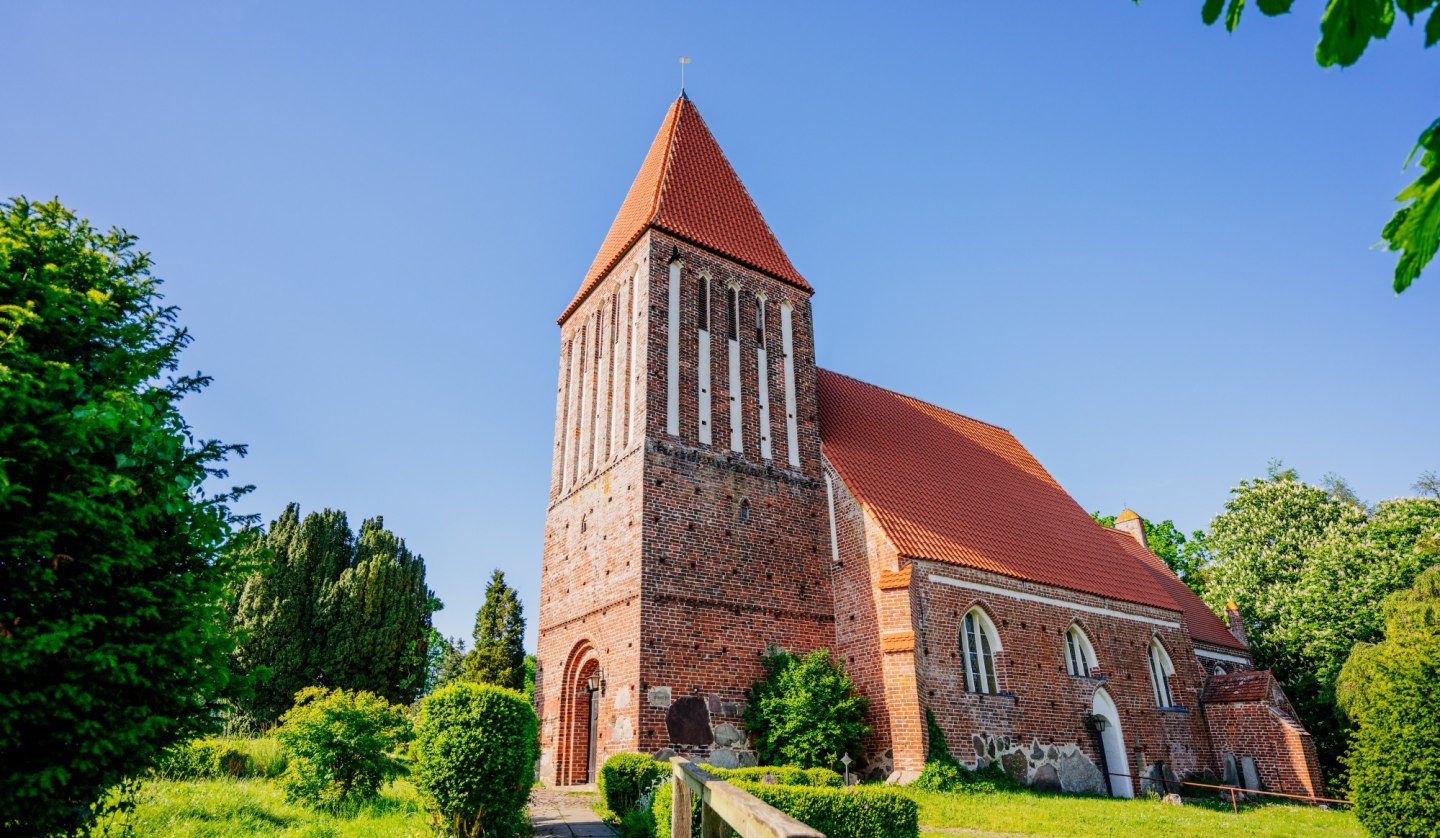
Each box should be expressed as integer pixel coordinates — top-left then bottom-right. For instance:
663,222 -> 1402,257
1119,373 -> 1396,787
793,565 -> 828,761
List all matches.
1057,750 -> 1104,794
667,696 -> 713,746
738,751 -> 758,768
708,748 -> 740,769
1001,751 -> 1028,783
713,723 -> 743,747
1031,763 -> 1062,792
648,686 -> 673,708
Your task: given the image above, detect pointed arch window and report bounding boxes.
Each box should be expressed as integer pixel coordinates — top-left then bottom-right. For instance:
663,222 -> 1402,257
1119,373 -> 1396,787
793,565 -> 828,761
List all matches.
960,608 -> 1001,694
697,275 -> 710,330
726,286 -> 740,341
1064,624 -> 1097,677
1147,638 -> 1176,708
755,293 -> 766,349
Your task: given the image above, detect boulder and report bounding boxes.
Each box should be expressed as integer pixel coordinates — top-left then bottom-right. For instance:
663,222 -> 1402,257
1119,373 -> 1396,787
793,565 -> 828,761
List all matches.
1057,750 -> 1105,795
1001,751 -> 1028,783
1031,763 -> 1062,792
712,723 -> 743,747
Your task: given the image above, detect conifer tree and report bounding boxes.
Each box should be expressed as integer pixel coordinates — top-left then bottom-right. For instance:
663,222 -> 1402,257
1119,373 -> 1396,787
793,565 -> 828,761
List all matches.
229,504 -> 438,722
463,570 -> 526,691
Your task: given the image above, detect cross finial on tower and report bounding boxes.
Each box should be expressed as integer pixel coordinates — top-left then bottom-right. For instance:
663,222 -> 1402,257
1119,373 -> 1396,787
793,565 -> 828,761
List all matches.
679,56 -> 692,96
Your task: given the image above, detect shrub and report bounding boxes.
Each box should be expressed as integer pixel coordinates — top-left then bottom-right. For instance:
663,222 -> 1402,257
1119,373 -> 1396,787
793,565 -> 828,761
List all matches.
739,782 -> 917,838
412,681 -> 538,836
744,648 -> 869,770
699,765 -> 843,787
0,197 -> 252,837
1337,564 -> 1440,838
618,803 -> 658,838
273,687 -> 411,812
600,754 -> 670,817
652,768 -> 915,838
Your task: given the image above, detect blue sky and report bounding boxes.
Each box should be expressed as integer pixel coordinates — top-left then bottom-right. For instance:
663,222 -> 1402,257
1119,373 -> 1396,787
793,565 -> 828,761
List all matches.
9,2 -> 1438,651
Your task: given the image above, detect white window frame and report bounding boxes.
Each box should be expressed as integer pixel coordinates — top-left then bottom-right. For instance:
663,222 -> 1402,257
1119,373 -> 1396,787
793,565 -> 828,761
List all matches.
1148,638 -> 1176,708
960,608 -> 1002,695
1064,624 -> 1097,677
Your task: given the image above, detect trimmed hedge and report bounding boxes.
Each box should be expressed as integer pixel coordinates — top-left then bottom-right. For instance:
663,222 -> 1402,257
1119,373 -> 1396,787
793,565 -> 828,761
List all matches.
412,681 -> 538,837
699,765 -> 843,788
738,782 -> 917,838
600,754 -> 670,817
652,771 -> 917,838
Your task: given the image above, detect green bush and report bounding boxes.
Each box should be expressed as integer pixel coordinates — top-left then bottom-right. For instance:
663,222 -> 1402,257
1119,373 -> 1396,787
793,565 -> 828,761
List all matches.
739,782 -> 917,838
600,753 -> 670,817
273,687 -> 411,812
618,803 -> 658,838
744,648 -> 869,770
412,680 -> 538,836
1337,564 -> 1440,838
912,708 -> 1021,794
652,769 -> 916,838
699,765 -> 843,787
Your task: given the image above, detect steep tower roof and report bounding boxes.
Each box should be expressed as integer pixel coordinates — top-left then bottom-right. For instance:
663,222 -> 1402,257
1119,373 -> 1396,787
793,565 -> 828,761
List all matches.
560,96 -> 809,323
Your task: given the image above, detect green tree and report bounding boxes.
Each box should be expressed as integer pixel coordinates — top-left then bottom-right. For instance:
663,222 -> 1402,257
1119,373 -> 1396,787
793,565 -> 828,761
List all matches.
0,197 -> 252,834
463,570 -> 526,691
273,686 -> 412,813
1138,0 -> 1440,293
744,648 -> 869,770
1335,564 -> 1440,837
1091,511 -> 1208,594
228,504 -> 439,723
1201,465 -> 1440,776
423,631 -> 467,696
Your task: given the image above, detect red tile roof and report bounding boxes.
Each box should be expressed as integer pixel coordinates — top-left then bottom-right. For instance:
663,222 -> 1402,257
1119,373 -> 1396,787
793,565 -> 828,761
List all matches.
560,96 -> 809,323
1105,528 -> 1249,651
1203,671 -> 1274,703
818,369 -> 1254,656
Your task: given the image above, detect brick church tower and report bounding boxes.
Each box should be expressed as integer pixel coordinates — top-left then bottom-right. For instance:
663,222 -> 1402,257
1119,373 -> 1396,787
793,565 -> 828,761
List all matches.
535,95 -> 835,785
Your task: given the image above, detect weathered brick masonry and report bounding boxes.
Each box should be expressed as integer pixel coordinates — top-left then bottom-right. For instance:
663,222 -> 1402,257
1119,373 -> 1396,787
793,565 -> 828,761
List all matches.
536,94 -> 1324,797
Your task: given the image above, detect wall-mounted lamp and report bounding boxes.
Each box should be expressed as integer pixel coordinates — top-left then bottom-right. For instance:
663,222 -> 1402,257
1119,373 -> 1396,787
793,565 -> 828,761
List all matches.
1086,713 -> 1110,732
587,669 -> 606,693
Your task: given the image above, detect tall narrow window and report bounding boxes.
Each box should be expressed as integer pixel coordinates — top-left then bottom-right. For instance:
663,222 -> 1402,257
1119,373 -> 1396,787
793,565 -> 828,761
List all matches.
960,609 -> 1001,694
625,271 -> 638,446
780,302 -> 799,468
726,284 -> 742,453
587,310 -> 602,474
666,259 -> 681,437
559,338 -> 574,492
697,274 -> 712,446
1148,639 -> 1175,707
755,294 -> 766,348
727,287 -> 739,341
755,292 -> 772,460
1064,625 -> 1096,677
574,325 -> 588,481
594,306 -> 609,465
608,291 -> 621,458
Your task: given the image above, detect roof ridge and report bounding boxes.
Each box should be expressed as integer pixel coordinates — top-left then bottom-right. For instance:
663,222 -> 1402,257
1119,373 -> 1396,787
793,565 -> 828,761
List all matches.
649,96 -> 685,227
817,367 -> 1014,434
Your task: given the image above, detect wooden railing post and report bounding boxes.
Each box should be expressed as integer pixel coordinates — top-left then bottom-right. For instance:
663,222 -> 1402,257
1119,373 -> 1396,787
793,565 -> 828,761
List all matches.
701,801 -> 730,838
672,768 -> 694,838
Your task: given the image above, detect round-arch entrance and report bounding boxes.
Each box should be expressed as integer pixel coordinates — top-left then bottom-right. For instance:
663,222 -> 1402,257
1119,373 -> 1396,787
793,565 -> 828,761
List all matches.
558,641 -> 602,785
1091,687 -> 1133,798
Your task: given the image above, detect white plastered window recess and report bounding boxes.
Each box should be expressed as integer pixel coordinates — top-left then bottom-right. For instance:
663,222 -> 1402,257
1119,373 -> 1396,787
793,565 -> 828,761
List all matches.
960,608 -> 1002,695
1064,623 -> 1098,677
1148,637 -> 1177,707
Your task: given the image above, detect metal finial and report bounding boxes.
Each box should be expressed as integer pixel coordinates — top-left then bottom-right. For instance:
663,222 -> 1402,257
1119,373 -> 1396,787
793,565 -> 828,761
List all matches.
679,56 -> 692,94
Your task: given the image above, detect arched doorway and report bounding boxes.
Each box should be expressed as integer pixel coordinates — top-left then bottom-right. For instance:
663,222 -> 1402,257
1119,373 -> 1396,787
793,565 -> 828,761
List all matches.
558,641 -> 602,785
1091,688 -> 1133,798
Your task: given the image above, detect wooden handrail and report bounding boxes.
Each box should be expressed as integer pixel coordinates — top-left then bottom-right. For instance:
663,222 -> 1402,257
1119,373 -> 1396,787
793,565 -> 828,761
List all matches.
669,757 -> 825,838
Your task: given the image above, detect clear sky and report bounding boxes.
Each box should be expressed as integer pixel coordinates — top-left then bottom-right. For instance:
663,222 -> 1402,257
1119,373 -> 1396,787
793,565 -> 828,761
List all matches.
9,2 -> 1439,652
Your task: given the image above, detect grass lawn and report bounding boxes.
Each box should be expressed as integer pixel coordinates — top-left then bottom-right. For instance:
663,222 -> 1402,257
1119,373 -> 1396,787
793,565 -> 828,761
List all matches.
910,788 -> 1362,838
95,778 -> 433,837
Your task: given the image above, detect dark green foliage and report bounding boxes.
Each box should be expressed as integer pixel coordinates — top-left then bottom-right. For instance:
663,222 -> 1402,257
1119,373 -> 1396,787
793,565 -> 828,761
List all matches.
273,687 -> 411,813
1090,511 -> 1207,594
618,804 -> 658,838
1337,565 -> 1440,838
600,754 -> 670,818
744,648 -> 869,770
0,197 -> 252,835
424,631 -> 467,696
412,681 -> 538,837
915,709 -> 1022,793
462,569 -> 526,691
228,504 -> 439,723
752,784 -> 915,835
736,782 -> 919,838
701,765 -> 844,787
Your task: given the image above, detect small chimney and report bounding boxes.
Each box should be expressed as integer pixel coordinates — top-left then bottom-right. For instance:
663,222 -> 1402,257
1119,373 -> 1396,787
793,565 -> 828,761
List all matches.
1114,508 -> 1147,549
1225,601 -> 1249,646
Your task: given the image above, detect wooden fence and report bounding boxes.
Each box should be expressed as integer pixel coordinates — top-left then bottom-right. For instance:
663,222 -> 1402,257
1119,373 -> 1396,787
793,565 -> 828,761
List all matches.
667,757 -> 825,838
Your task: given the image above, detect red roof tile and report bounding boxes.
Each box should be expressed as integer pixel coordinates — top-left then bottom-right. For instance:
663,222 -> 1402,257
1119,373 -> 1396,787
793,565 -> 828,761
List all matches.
818,369 -> 1180,610
1203,671 -> 1274,703
1105,528 -> 1249,651
560,96 -> 809,323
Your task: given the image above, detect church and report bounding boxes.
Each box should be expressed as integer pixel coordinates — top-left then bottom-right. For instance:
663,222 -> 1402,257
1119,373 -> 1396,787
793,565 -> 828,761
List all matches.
534,95 -> 1323,799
